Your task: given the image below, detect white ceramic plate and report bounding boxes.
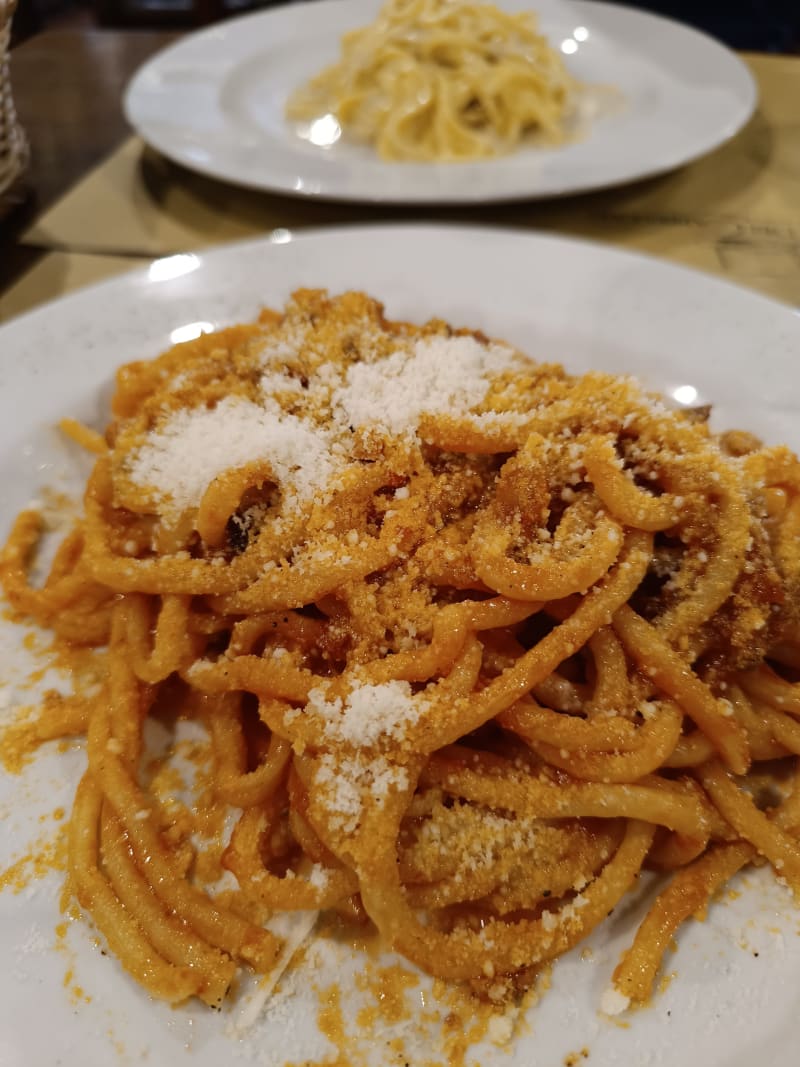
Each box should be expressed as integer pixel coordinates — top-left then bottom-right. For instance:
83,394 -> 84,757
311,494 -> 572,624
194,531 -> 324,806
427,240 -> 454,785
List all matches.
123,0 -> 756,203
1,226 -> 799,1067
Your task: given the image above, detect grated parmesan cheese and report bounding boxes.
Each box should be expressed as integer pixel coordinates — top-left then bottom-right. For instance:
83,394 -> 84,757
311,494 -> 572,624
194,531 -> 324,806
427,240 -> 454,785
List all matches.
307,865 -> 330,891
332,334 -> 521,437
487,1012 -> 515,1046
126,396 -> 342,517
600,987 -> 630,1016
306,679 -> 424,747
314,752 -> 409,833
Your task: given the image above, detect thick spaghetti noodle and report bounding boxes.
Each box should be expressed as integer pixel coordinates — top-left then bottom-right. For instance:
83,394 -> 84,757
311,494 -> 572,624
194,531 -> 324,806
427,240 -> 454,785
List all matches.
286,0 -> 578,161
4,289 -> 800,1019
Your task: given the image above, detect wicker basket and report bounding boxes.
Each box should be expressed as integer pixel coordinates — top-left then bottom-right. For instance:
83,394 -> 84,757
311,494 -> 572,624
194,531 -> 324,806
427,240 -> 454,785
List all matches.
0,0 -> 28,198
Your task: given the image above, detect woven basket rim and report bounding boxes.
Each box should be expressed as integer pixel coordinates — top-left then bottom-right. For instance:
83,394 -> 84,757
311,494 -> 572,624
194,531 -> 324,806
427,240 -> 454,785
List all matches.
0,0 -> 29,198
1,0 -> 20,23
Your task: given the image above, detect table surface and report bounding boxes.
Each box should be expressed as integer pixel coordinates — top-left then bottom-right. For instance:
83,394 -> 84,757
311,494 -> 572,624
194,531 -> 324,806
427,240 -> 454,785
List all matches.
2,27 -> 800,322
0,29 -> 178,294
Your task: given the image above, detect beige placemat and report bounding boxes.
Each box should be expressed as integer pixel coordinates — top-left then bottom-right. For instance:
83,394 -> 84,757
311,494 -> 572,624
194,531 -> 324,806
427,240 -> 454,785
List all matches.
0,251 -> 151,323
20,53 -> 800,307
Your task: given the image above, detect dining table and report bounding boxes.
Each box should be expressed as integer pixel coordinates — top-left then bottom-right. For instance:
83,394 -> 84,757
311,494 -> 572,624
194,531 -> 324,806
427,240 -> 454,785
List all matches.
1,24 -> 799,323
3,19 -> 800,1067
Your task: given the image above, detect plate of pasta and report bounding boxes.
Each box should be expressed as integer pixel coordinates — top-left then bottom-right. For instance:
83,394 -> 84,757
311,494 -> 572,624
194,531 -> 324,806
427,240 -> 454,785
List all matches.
2,224 -> 800,1067
123,0 -> 756,202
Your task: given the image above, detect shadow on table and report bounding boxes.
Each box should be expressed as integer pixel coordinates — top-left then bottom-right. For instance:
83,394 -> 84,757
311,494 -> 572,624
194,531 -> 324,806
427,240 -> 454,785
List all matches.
135,109 -> 776,237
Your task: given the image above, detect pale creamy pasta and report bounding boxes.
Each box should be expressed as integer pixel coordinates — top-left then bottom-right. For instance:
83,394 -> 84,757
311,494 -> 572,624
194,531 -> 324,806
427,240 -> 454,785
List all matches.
286,0 -> 579,161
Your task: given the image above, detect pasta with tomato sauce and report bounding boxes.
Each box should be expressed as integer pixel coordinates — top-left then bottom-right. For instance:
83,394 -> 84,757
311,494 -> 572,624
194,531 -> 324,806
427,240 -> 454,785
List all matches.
3,289 -> 800,1018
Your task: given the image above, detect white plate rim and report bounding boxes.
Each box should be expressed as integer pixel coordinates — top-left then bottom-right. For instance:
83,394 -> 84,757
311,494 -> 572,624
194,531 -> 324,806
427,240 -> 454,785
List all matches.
1,221 -> 790,336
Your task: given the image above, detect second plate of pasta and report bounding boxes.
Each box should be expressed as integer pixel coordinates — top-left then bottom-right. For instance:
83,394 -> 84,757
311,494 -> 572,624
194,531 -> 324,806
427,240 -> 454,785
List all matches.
124,0 -> 756,203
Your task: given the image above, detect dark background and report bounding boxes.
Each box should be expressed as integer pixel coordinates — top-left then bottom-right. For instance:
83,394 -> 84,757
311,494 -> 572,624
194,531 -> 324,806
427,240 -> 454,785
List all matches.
10,0 -> 800,51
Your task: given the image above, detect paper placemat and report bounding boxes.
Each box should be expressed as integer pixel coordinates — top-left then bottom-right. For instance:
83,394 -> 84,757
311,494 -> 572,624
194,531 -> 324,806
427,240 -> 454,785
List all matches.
19,53 -> 800,308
